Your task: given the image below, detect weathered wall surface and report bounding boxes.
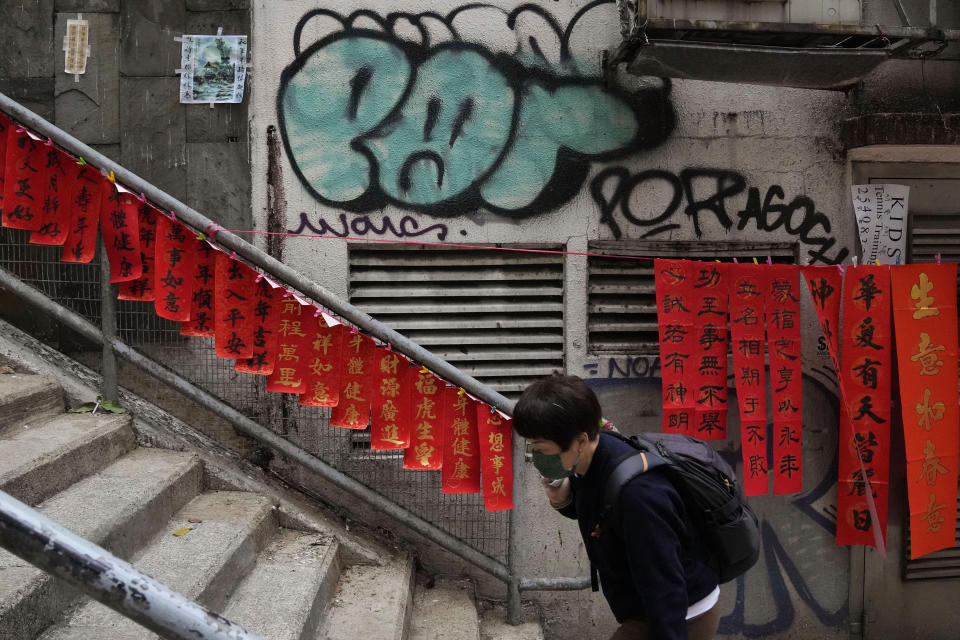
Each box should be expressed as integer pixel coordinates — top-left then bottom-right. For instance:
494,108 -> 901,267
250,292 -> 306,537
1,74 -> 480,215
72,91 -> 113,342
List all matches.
248,2 -> 871,638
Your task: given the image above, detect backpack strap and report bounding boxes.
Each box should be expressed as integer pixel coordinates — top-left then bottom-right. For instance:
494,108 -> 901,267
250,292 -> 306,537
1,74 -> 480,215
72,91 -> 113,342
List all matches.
598,446 -> 669,537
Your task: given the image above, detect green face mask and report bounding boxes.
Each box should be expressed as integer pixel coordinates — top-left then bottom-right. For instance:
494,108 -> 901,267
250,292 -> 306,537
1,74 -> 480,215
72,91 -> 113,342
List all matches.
532,448 -> 580,480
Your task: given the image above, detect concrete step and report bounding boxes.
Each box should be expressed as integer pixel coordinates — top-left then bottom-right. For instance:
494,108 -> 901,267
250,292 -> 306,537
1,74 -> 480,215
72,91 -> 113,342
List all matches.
0,448 -> 202,640
318,556 -> 415,640
0,412 -> 136,506
0,373 -> 63,435
223,529 -> 341,640
479,607 -> 545,640
410,578 -> 481,640
39,491 -> 277,640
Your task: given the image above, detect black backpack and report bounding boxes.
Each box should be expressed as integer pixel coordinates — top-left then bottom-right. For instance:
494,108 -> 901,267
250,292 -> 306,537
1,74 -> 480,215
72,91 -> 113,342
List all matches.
600,431 -> 760,584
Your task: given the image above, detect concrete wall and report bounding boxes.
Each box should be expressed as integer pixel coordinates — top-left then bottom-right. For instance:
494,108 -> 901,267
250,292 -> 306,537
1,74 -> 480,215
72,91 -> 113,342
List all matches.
245,1 -> 903,637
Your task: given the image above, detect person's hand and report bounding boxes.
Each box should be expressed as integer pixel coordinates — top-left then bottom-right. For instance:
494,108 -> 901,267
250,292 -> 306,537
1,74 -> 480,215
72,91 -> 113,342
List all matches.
541,476 -> 571,509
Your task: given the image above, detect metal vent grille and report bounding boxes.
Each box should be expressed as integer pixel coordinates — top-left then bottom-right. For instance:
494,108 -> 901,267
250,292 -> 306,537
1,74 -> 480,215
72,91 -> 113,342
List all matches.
348,244 -> 565,399
587,241 -> 798,354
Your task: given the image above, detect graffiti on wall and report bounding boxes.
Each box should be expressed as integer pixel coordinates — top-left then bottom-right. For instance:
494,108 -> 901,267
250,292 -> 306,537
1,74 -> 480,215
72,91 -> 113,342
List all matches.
277,2 -> 673,217
591,167 -> 850,265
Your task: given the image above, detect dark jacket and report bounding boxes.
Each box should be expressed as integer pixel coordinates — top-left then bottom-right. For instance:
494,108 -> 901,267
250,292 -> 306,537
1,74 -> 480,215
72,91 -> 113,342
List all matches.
557,431 -> 718,639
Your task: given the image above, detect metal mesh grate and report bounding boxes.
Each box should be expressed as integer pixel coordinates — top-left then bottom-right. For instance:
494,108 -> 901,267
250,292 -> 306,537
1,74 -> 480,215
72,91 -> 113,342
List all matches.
0,227 -> 510,564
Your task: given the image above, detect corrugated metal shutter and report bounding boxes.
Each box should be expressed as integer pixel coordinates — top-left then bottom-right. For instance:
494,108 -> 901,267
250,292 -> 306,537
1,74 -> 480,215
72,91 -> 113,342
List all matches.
903,192 -> 960,579
348,244 -> 565,400
587,240 -> 798,354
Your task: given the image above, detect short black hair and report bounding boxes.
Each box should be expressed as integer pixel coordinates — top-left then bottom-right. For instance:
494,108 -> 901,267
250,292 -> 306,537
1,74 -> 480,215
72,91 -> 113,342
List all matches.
512,374 -> 601,451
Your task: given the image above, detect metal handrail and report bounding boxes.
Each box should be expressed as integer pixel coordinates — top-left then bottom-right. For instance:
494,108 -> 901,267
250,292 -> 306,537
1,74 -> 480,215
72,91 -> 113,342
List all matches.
0,489 -> 266,640
0,93 -> 592,625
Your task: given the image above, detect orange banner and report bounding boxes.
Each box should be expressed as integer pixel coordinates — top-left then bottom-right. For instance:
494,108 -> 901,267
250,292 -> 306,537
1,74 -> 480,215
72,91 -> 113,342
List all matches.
892,264 -> 959,558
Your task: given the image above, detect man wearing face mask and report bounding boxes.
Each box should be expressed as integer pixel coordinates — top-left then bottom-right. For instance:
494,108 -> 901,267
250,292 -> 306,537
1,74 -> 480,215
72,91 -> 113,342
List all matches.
513,374 -> 720,640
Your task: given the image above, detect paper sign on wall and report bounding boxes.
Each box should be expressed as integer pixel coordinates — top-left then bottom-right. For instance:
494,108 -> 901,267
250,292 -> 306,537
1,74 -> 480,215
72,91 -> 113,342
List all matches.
851,184 -> 909,266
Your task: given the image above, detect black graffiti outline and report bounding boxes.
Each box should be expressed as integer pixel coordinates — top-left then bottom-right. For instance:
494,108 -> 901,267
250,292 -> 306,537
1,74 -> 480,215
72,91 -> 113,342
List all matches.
290,211 -> 450,241
278,2 -> 675,219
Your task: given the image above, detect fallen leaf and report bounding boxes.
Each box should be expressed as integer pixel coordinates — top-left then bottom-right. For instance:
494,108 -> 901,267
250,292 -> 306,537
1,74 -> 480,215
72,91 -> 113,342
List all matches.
172,527 -> 192,537
187,519 -> 203,524
0,366 -> 15,374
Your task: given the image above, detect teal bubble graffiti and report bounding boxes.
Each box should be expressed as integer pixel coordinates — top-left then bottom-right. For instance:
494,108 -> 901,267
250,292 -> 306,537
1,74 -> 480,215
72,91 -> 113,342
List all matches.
277,8 -> 674,217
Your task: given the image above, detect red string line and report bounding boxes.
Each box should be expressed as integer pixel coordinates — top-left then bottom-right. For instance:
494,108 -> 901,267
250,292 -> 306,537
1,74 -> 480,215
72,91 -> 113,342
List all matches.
222,228 -> 660,262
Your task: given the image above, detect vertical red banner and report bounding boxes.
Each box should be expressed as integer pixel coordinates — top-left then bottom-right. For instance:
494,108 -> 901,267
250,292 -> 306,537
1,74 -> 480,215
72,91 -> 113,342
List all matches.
266,298 -> 312,393
330,332 -> 375,429
152,217 -> 196,320
689,262 -> 729,440
800,267 -> 844,373
61,164 -> 104,264
99,188 -> 143,283
730,264 -> 769,496
235,278 -> 282,375
213,254 -> 256,359
837,265 -> 891,548
891,264 -> 959,558
476,407 -> 514,511
370,348 -> 411,450
2,128 -> 45,231
0,115 -> 9,210
441,389 -> 481,494
655,259 -> 696,436
180,241 -> 216,336
403,369 -> 444,470
298,319 -> 345,406
29,146 -> 70,245
117,202 -> 158,301
767,265 -> 803,495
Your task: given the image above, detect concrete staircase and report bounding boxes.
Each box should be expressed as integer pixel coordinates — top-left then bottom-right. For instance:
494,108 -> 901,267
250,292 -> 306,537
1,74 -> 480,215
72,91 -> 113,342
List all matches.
0,371 -> 544,640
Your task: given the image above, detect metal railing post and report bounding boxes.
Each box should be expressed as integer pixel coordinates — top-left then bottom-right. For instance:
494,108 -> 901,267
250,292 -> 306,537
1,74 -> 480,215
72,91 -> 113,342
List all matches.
98,234 -> 118,403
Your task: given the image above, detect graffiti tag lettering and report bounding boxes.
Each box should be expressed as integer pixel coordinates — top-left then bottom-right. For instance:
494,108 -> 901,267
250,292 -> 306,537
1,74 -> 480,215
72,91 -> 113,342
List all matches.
290,211 -> 449,241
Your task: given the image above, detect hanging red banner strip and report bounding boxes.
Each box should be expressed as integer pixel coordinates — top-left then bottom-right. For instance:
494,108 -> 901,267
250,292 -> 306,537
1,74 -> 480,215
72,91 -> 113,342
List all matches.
266,298 -> 312,393
180,241 -> 216,336
837,266 -> 892,548
235,278 -> 282,375
654,259 -> 696,436
441,389 -> 481,494
689,262 -> 729,441
766,265 -> 803,495
99,188 -> 143,283
3,129 -> 47,231
891,264 -> 959,558
370,348 -> 411,450
329,332 -> 375,429
29,146 -> 70,245
117,202 -> 158,301
298,319 -> 345,406
476,406 -> 514,511
403,369 -> 444,470
213,253 -> 256,359
0,115 -> 9,210
61,164 -> 104,264
730,264 -> 768,496
152,216 -> 196,319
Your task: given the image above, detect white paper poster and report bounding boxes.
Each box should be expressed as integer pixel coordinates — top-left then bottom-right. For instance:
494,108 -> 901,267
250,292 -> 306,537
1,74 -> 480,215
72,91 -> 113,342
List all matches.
179,35 -> 248,104
851,184 -> 909,265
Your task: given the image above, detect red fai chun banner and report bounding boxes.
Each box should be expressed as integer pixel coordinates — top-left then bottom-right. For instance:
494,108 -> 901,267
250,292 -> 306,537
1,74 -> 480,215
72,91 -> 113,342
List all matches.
441,389 -> 481,494
152,216 -> 196,320
730,264 -> 768,496
330,332 -> 375,429
299,317 -> 345,406
2,128 -> 46,231
838,266 -> 891,548
370,348 -> 411,450
180,241 -> 216,336
891,264 -> 959,558
117,202 -> 158,301
404,369 -> 444,470
214,254 -> 256,359
266,298 -> 313,393
689,262 -> 729,440
29,145 -> 71,246
766,265 -> 803,495
477,406 -> 513,511
0,115 -> 8,211
61,163 -> 103,264
655,259 -> 696,436
100,187 -> 143,283
801,267 -> 843,373
235,278 -> 282,375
